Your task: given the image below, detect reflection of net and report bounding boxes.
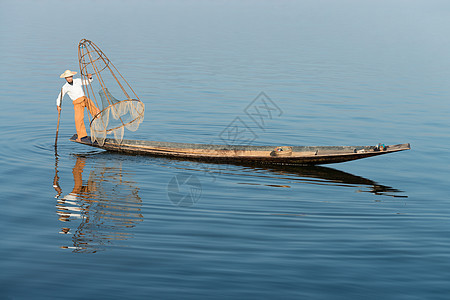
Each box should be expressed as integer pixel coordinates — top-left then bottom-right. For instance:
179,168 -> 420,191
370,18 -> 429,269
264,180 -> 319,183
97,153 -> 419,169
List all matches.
78,39 -> 145,146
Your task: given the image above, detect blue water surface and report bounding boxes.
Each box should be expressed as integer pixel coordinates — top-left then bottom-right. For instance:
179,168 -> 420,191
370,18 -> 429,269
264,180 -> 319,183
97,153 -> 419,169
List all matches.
0,0 -> 449,299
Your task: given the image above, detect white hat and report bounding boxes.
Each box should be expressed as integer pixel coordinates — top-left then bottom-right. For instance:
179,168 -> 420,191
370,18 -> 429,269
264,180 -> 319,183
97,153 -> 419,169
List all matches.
60,69 -> 77,78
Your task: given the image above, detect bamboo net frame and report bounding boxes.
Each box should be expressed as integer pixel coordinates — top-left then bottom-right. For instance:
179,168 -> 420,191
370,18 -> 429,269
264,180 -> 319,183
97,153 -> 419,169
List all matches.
78,39 -> 145,146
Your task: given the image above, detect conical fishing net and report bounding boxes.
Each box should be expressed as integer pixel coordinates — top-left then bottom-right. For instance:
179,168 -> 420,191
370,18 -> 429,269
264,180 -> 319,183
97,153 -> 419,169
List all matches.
78,39 -> 145,146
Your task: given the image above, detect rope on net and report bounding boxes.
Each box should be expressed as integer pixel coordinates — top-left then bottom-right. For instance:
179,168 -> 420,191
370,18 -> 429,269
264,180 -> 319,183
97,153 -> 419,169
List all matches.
78,39 -> 145,146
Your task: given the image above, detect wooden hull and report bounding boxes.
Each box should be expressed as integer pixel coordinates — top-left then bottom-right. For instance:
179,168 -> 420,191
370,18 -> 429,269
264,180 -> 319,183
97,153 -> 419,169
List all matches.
70,135 -> 410,166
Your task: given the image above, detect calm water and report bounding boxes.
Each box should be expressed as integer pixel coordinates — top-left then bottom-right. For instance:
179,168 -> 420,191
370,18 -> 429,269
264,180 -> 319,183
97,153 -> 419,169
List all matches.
1,0 -> 450,299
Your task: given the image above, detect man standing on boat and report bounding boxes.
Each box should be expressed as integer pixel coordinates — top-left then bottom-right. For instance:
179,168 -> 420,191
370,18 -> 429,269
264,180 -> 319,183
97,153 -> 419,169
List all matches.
56,70 -> 100,142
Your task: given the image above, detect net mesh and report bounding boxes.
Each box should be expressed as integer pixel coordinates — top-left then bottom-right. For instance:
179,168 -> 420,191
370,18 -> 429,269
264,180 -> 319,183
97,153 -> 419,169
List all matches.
78,39 -> 145,146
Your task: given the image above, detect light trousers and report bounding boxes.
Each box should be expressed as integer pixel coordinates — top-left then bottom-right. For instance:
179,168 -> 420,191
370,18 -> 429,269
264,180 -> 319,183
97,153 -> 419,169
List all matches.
73,96 -> 100,139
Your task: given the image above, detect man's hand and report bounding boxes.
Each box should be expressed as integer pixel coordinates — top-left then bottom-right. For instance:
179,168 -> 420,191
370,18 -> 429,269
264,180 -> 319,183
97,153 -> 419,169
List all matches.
57,106 -> 61,112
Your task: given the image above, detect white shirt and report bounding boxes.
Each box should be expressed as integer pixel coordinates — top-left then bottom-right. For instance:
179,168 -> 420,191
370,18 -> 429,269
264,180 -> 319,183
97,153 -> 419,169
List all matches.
56,77 -> 93,107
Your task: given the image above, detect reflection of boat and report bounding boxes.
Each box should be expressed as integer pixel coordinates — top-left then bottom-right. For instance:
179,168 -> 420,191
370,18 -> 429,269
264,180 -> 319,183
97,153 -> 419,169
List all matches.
55,156 -> 143,253
71,135 -> 410,166
90,150 -> 406,198
245,164 -> 407,197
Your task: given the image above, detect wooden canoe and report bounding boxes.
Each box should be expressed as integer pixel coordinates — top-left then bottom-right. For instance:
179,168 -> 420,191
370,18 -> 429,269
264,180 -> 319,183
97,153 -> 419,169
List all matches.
70,135 -> 410,166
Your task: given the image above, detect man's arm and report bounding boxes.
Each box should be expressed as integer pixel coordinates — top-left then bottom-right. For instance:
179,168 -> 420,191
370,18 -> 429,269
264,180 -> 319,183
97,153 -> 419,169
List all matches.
56,86 -> 64,109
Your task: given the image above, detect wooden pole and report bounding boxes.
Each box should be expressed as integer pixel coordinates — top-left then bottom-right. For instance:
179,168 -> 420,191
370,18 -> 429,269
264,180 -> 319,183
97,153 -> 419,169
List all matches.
55,87 -> 62,146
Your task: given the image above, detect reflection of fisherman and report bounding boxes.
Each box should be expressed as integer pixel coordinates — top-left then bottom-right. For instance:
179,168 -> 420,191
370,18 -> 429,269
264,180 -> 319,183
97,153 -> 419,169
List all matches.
56,70 -> 100,142
55,156 -> 143,252
57,157 -> 96,225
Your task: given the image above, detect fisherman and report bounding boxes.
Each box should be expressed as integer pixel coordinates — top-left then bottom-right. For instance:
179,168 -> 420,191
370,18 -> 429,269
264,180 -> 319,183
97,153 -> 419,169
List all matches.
56,70 -> 100,142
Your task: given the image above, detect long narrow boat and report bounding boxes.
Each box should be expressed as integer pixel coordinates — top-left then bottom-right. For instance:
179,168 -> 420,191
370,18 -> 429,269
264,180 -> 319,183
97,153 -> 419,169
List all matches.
70,135 -> 410,166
